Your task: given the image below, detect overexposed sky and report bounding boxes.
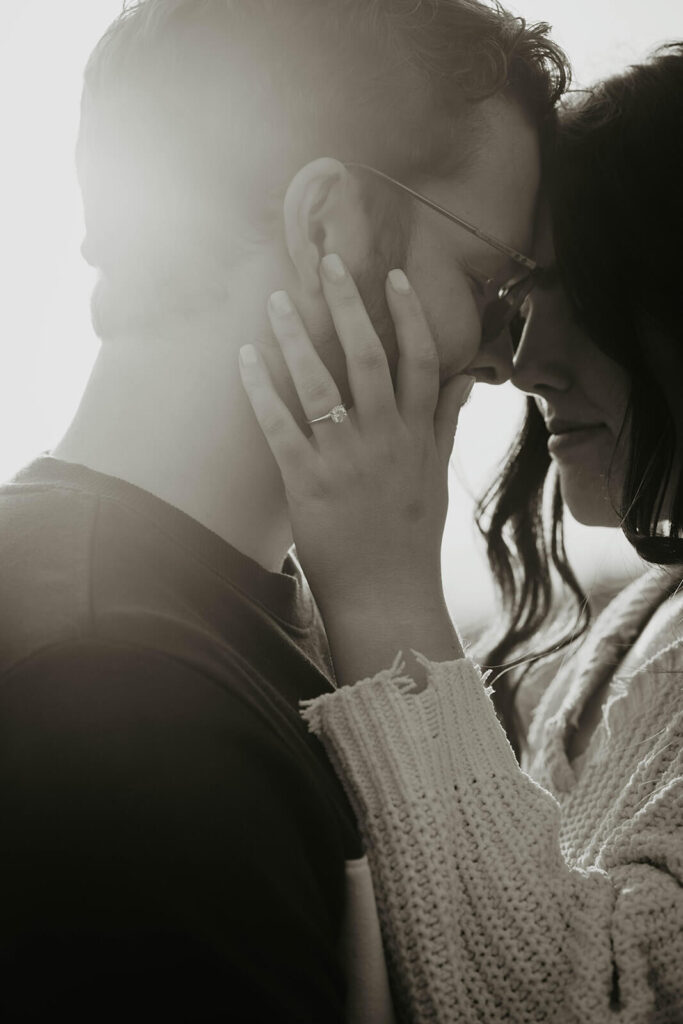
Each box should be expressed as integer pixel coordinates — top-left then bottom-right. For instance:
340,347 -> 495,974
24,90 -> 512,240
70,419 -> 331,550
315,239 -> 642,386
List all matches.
1,1 -> 679,627
512,0 -> 680,86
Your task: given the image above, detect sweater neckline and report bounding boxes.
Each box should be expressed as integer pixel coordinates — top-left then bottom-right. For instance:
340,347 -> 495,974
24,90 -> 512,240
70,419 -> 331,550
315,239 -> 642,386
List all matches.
543,569 -> 680,793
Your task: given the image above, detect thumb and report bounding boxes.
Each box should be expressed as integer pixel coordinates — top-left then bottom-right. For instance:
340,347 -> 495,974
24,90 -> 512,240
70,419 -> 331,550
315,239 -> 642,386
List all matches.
434,374 -> 475,463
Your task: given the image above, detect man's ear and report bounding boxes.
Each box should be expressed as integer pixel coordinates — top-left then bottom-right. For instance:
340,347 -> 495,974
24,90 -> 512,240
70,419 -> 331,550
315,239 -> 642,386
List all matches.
283,158 -> 372,296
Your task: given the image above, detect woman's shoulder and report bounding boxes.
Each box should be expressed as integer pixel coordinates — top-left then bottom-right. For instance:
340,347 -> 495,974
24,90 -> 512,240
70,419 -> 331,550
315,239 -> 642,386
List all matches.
519,567 -> 683,758
622,569 -> 683,655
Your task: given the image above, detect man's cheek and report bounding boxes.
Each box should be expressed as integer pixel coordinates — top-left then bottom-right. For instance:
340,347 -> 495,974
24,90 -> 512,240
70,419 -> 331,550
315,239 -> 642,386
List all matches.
435,292 -> 483,376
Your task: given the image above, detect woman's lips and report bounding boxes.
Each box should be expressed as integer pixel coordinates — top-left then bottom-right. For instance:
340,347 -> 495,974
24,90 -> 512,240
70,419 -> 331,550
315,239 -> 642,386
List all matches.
547,424 -> 607,454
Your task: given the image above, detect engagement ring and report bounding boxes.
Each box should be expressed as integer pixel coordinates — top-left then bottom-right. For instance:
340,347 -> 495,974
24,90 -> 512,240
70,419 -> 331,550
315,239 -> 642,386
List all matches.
306,404 -> 348,426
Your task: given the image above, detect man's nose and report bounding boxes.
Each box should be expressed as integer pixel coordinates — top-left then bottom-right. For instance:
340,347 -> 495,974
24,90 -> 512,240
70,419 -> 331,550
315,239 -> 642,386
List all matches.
465,327 -> 514,385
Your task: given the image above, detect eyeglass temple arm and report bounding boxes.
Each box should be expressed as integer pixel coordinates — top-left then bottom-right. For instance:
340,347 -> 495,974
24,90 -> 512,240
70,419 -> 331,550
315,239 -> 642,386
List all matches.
345,162 -> 537,272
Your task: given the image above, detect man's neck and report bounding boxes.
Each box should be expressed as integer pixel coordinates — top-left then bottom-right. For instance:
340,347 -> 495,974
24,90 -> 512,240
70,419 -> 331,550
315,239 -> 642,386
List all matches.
53,330 -> 293,573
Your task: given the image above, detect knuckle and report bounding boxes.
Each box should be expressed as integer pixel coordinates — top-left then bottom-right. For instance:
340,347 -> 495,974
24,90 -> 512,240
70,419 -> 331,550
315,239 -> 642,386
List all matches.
278,439 -> 302,465
260,410 -> 290,437
318,458 -> 358,494
396,299 -> 426,327
409,345 -> 439,373
296,463 -> 337,502
373,396 -> 400,421
301,373 -> 335,404
332,287 -> 360,312
277,322 -> 302,346
354,343 -> 386,373
271,308 -> 301,338
398,300 -> 423,323
308,473 -> 335,501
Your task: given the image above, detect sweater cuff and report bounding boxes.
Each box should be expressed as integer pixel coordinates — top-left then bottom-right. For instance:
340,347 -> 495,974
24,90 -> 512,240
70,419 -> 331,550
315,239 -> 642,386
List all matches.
301,654 -> 522,807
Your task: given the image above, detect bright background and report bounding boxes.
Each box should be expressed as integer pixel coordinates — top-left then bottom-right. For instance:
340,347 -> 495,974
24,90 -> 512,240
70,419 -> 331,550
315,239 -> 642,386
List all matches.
1,1 -> 680,631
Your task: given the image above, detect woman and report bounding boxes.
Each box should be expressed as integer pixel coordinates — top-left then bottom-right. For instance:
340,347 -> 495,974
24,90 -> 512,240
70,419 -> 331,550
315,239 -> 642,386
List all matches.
239,46 -> 683,1023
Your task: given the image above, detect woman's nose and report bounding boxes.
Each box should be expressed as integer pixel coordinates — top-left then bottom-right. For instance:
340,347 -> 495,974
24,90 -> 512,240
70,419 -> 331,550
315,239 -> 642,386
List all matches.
466,327 -> 514,385
511,311 -> 570,396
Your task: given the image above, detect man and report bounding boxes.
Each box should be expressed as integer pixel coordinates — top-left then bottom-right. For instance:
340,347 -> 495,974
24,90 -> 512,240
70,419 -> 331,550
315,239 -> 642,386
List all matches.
0,1 -> 567,1019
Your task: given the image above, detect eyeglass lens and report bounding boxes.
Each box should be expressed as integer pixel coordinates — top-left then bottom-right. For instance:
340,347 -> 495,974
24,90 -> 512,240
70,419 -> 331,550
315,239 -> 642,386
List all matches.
481,275 -> 534,344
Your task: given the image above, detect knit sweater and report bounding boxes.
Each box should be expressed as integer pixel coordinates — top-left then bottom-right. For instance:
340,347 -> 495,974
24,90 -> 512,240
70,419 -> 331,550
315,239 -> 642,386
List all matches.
302,568 -> 683,1023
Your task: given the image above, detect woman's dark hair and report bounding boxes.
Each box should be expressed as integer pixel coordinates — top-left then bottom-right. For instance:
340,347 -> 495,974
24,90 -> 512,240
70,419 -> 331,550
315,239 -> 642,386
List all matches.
476,44 -> 683,758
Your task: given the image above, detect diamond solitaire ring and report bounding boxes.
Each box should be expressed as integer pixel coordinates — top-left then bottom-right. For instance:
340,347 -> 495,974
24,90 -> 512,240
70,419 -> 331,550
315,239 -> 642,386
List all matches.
306,403 -> 348,426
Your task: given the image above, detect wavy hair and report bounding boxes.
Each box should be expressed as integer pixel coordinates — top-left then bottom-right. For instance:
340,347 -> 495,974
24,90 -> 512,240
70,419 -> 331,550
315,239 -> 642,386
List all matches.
477,44 -> 683,758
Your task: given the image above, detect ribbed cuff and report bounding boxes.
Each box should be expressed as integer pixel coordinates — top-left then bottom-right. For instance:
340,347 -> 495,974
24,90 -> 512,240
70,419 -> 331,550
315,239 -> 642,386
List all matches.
301,654 -> 522,810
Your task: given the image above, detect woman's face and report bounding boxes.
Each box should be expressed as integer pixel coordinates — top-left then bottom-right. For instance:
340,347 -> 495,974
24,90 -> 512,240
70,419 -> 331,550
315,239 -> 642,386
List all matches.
511,212 -> 631,527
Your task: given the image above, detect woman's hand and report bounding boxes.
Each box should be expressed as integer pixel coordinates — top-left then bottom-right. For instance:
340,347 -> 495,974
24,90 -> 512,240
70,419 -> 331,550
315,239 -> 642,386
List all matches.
239,254 -> 473,683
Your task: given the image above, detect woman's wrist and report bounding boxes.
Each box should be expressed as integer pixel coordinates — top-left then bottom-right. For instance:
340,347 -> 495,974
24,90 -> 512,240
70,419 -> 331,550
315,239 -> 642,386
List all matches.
321,593 -> 464,689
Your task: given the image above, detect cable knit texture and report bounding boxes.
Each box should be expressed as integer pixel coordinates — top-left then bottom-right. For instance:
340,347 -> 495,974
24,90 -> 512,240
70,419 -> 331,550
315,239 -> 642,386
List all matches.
302,570 -> 683,1023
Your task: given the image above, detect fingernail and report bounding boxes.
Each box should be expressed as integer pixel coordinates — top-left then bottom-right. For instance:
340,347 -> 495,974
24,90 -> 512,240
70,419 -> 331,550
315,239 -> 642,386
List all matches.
388,268 -> 411,295
268,290 -> 293,316
320,253 -> 346,282
239,344 -> 258,366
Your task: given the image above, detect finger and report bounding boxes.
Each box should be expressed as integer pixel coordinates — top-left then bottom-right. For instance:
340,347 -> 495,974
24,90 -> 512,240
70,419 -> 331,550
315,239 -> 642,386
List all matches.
266,290 -> 351,444
319,254 -> 396,424
385,269 -> 440,429
238,344 -> 318,479
434,374 -> 475,464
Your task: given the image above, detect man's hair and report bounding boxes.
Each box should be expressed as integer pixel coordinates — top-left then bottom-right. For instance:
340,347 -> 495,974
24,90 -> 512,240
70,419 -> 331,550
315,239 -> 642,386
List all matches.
78,0 -> 568,338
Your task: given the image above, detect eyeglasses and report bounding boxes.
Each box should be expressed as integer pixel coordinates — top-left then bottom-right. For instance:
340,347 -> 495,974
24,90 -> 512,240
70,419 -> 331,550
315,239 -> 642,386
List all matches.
345,162 -> 541,344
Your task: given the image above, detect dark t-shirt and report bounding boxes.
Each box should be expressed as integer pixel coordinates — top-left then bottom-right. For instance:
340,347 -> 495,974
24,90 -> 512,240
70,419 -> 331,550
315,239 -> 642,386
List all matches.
0,457 -> 360,1022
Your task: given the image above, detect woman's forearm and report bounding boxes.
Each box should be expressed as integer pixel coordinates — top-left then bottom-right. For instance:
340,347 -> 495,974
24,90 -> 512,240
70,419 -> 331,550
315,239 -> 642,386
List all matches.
302,656 -> 683,1024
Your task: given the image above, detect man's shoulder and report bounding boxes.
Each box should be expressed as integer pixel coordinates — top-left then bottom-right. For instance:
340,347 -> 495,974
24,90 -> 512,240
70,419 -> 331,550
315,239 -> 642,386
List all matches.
1,638 -> 347,837
2,637 -> 305,752
0,472 -> 100,673
0,468 -> 360,853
